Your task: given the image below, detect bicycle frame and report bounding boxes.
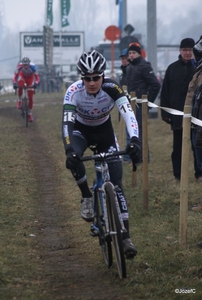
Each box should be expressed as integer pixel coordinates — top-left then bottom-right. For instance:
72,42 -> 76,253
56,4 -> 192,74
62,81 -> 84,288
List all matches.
92,160 -> 126,236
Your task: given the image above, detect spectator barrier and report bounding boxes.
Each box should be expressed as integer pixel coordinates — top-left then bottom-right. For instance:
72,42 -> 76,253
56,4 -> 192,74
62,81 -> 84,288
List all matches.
120,86 -> 202,248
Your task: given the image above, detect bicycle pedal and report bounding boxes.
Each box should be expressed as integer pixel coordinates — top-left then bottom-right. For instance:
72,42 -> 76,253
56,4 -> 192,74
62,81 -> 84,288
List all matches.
90,224 -> 99,237
90,230 -> 99,237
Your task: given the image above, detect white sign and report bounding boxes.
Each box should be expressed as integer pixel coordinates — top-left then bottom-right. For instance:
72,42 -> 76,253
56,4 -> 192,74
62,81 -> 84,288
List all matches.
20,31 -> 85,65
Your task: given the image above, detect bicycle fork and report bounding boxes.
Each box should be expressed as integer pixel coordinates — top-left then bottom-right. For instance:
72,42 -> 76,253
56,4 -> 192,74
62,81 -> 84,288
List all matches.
102,182 -> 127,236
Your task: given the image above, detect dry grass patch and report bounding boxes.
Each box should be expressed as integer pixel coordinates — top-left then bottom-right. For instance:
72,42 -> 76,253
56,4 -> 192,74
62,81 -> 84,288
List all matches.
1,93 -> 202,299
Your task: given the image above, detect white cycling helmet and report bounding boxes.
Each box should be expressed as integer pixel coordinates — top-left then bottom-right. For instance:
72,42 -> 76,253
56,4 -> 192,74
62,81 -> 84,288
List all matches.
77,50 -> 106,76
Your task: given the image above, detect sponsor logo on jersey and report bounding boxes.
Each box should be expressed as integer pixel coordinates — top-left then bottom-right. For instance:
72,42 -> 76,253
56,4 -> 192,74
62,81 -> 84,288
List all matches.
102,82 -> 114,89
64,104 -> 76,111
77,108 -> 112,120
116,96 -> 128,105
64,82 -> 83,102
63,124 -> 68,134
98,97 -> 108,104
79,116 -> 108,124
65,90 -> 73,102
107,146 -> 117,153
114,84 -> 122,94
65,136 -> 70,144
130,116 -> 137,124
69,85 -> 78,92
77,104 -> 113,116
90,108 -> 101,115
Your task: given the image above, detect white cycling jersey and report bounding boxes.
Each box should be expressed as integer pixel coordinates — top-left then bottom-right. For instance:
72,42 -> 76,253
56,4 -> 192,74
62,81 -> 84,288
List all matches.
63,77 -> 139,139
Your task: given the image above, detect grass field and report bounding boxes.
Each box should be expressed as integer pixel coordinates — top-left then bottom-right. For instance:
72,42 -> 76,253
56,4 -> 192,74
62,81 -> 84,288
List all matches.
0,92 -> 202,299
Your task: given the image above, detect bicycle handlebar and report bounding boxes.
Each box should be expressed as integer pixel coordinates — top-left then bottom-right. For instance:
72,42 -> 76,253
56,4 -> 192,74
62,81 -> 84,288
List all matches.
81,149 -> 137,172
14,84 -> 36,94
81,150 -> 127,162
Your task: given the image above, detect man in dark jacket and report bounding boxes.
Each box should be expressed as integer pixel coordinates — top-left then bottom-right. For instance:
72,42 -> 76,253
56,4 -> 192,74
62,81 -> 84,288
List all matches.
160,38 -> 196,180
126,42 -> 161,162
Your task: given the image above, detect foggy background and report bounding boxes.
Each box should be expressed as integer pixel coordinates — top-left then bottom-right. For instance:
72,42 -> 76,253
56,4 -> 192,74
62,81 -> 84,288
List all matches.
0,0 -> 201,78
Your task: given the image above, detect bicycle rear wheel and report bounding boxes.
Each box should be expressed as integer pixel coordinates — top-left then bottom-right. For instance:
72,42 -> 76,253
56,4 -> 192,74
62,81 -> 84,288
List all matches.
105,182 -> 126,279
95,190 -> 112,268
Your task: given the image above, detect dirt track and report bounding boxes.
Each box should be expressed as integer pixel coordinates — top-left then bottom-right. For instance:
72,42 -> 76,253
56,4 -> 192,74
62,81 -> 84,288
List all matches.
3,103 -> 133,300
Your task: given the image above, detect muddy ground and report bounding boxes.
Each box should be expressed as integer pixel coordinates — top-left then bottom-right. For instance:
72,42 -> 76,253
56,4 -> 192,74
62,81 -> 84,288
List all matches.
1,100 -> 135,300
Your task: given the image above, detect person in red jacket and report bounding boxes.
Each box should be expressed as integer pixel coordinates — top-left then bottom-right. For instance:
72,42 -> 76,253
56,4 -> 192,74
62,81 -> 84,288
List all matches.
13,57 -> 40,122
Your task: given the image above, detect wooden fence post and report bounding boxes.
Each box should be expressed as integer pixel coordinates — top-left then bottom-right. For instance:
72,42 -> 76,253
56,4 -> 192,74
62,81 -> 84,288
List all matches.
179,105 -> 191,248
142,94 -> 149,210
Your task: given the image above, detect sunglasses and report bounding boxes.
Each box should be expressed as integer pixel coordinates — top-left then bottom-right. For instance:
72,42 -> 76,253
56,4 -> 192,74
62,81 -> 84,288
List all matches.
82,75 -> 102,82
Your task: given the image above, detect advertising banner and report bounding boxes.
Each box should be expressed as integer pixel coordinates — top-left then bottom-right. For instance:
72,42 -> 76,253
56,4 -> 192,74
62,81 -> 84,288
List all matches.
61,0 -> 71,28
20,31 -> 84,66
46,0 -> 53,26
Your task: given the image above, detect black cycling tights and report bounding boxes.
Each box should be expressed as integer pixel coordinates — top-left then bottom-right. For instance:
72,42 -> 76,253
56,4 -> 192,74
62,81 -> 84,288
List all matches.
68,127 -> 129,216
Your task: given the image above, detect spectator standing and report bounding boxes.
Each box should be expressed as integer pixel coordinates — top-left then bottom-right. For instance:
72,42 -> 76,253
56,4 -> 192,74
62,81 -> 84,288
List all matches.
126,42 -> 161,162
160,38 -> 197,181
119,48 -> 129,87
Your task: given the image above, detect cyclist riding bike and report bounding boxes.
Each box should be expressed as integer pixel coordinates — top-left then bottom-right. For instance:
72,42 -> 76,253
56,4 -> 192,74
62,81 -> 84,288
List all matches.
62,50 -> 141,258
13,57 -> 40,122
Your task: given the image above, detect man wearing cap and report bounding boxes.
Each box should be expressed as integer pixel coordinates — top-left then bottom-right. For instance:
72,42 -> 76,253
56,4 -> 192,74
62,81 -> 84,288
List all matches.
119,48 -> 129,87
126,42 -> 161,163
160,38 -> 197,181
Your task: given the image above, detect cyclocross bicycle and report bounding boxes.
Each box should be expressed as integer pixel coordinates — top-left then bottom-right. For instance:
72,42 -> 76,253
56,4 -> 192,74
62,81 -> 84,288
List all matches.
81,149 -> 128,279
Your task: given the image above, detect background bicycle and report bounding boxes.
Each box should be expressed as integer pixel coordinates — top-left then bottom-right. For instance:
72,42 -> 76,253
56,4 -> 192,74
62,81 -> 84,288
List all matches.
15,84 -> 35,127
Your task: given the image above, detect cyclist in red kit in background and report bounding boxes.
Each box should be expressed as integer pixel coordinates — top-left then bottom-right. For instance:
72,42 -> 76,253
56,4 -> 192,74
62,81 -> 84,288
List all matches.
13,57 -> 40,122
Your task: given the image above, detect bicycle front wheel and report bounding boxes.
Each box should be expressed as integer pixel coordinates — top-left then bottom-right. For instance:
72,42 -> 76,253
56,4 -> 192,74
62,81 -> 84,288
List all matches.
95,190 -> 112,268
22,96 -> 29,128
105,182 -> 126,279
